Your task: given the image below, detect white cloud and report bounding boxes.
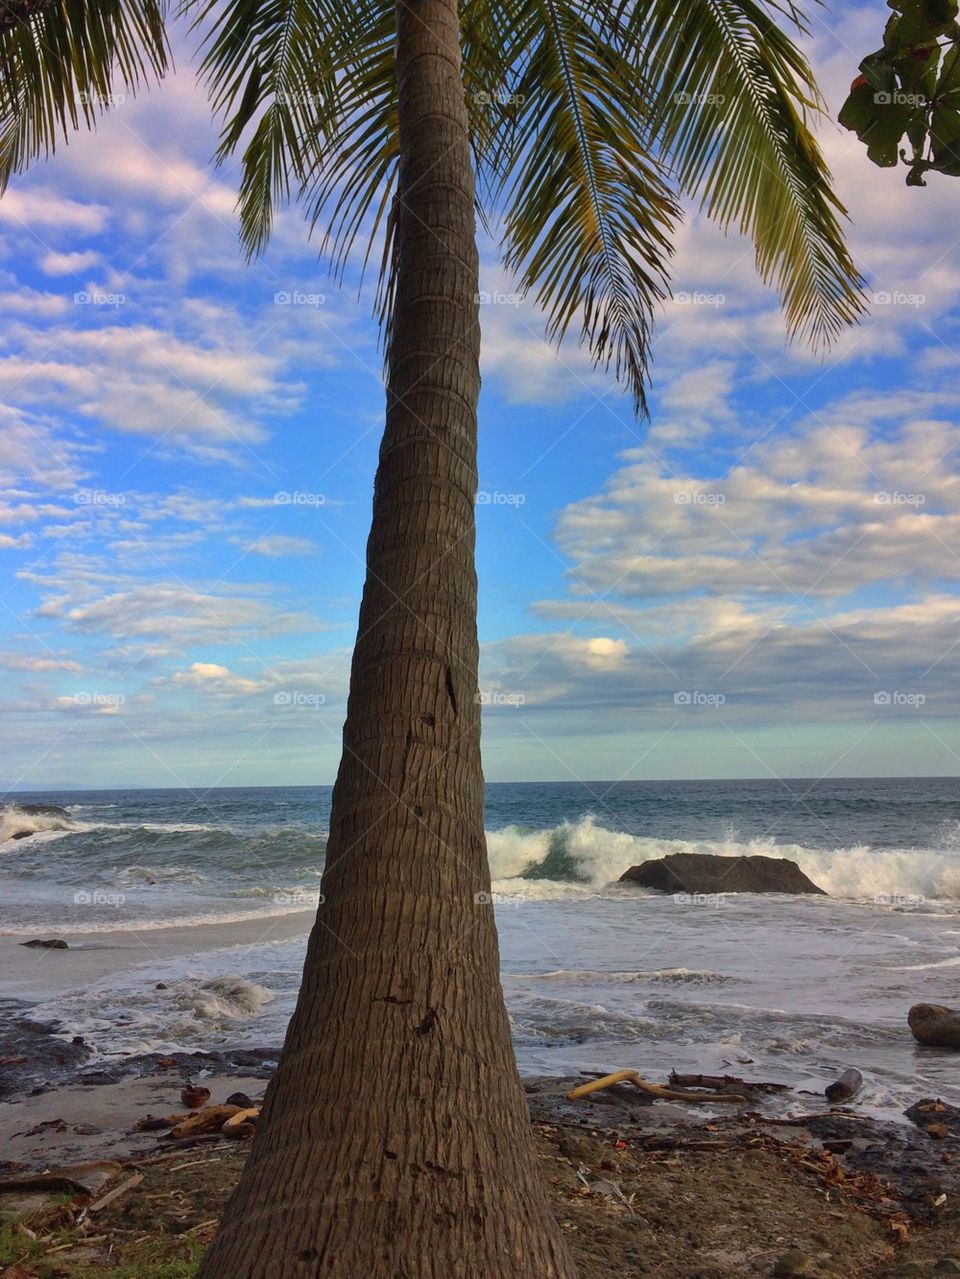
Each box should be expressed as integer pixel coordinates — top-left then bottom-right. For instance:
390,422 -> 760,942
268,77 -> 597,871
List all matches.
39,249 -> 101,276
0,188 -> 110,234
234,534 -> 317,557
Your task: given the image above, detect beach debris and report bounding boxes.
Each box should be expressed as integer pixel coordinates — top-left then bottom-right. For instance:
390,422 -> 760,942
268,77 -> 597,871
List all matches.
134,1112 -> 191,1132
166,1104 -> 243,1138
909,1004 -> 960,1048
669,1070 -> 790,1096
18,938 -> 68,949
618,852 -> 826,896
825,1068 -> 863,1104
180,1083 -> 211,1109
85,1172 -> 144,1216
0,1161 -> 122,1198
567,1069 -> 747,1105
224,1091 -> 254,1108
221,1107 -> 260,1138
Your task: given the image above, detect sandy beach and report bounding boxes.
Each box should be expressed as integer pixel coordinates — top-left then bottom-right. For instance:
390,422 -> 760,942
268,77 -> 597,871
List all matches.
2,1066 -> 960,1278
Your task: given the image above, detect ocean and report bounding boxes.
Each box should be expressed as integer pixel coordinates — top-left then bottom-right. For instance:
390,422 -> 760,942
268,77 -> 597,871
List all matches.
2,777 -> 959,1117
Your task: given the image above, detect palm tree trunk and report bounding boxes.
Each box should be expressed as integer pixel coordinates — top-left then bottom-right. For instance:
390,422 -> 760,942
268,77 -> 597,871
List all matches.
197,3 -> 578,1276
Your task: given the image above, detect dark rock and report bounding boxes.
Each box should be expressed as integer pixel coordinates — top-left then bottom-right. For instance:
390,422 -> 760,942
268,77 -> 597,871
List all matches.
7,802 -> 70,819
225,1091 -> 254,1109
19,938 -> 68,950
905,1098 -> 960,1130
0,999 -> 92,1101
155,982 -> 167,990
619,853 -> 826,896
909,1004 -> 960,1048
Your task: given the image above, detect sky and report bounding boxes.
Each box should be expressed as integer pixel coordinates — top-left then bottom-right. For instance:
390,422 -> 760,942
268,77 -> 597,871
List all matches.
1,4 -> 959,789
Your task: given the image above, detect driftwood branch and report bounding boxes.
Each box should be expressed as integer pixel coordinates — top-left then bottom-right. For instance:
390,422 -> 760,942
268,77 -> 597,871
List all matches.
669,1071 -> 791,1095
567,1069 -> 746,1105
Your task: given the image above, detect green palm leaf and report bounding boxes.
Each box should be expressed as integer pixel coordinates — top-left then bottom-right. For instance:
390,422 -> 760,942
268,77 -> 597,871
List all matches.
627,0 -> 866,347
0,0 -> 169,191
487,0 -> 680,415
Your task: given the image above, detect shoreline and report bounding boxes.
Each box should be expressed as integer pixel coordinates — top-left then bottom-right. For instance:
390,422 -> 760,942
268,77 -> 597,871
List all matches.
0,909 -> 316,1001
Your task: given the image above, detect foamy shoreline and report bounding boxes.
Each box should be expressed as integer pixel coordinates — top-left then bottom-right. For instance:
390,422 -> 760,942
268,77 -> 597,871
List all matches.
1,908 -> 316,1000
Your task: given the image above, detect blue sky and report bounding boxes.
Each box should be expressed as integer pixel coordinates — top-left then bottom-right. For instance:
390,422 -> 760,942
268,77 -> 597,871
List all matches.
1,4 -> 959,788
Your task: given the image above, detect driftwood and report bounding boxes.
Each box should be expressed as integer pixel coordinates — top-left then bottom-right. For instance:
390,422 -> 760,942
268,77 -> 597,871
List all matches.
567,1069 -> 746,1105
825,1068 -> 863,1104
134,1113 -> 190,1132
86,1172 -> 144,1215
669,1071 -> 790,1095
221,1107 -> 260,1138
166,1105 -> 242,1139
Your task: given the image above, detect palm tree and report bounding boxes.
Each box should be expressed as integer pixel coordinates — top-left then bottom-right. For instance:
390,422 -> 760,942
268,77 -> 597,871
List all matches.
0,1 -> 864,1274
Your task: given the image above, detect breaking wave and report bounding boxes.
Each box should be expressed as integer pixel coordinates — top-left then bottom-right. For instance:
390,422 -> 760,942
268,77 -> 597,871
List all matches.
485,815 -> 960,902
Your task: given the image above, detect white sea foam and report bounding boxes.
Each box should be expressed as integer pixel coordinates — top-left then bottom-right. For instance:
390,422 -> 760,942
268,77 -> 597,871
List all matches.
175,975 -> 275,1022
484,815 -> 960,902
0,805 -> 80,845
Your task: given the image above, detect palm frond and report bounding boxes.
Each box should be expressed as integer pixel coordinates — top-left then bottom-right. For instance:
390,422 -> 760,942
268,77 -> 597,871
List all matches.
485,0 -> 680,416
187,0 -> 350,258
0,0 -> 169,191
626,0 -> 867,346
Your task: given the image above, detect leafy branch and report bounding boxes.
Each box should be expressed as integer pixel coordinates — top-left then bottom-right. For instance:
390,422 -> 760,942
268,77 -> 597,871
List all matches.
839,0 -> 960,185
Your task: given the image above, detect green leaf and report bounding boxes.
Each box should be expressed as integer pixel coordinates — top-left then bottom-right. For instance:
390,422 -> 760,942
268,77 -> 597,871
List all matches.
883,0 -> 958,53
931,100 -> 960,171
839,80 -> 921,166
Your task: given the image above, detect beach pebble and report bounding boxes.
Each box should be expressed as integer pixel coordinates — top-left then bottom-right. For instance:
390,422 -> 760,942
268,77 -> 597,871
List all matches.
19,938 -> 68,950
